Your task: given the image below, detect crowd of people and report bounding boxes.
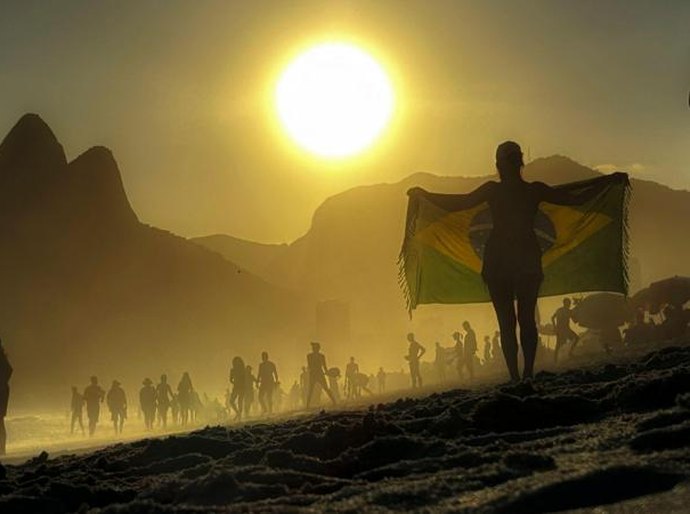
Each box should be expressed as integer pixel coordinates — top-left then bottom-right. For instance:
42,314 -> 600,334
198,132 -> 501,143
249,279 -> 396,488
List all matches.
0,296 -> 687,453
68,372 -> 208,437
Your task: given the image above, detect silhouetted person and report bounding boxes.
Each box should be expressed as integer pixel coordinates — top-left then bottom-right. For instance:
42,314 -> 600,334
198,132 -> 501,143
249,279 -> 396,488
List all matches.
177,372 -> 194,426
289,380 -> 301,409
257,351 -> 279,415
83,376 -> 105,437
156,374 -> 174,428
345,357 -> 360,399
244,365 -> 256,417
171,394 -> 180,425
377,367 -> 386,394
139,378 -> 156,431
409,141 -> 625,381
405,333 -> 426,388
434,342 -> 447,382
552,298 -> 579,362
492,331 -> 501,362
107,380 -> 127,435
483,336 -> 492,364
0,339 -> 12,455
228,357 -> 246,420
299,366 -> 309,407
452,331 -> 464,380
327,367 -> 341,402
306,342 -> 337,408
70,386 -> 85,435
462,321 -> 477,381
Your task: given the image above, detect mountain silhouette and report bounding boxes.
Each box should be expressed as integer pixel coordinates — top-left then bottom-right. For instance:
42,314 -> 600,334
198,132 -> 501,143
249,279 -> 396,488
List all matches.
0,114 -> 311,406
194,156 -> 690,361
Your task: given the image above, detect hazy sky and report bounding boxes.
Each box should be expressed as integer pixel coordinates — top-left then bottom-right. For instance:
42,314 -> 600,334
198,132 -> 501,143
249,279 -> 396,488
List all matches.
1,0 -> 688,242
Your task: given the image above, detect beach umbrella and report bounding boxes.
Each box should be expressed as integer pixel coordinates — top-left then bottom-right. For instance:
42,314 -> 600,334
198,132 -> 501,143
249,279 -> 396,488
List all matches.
571,292 -> 633,329
632,276 -> 690,313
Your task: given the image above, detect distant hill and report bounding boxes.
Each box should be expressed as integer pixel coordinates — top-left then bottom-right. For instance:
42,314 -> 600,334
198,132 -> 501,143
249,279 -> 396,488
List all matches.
192,234 -> 290,280
0,114 -> 312,406
194,156 -> 690,361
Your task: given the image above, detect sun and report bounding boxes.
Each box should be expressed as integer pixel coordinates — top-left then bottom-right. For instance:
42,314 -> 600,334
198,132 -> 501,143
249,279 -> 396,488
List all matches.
275,42 -> 395,159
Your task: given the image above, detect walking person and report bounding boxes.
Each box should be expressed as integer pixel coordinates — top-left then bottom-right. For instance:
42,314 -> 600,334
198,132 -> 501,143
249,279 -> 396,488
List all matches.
177,372 -> 194,426
306,342 -> 337,408
139,378 -> 156,431
344,357 -> 360,399
228,357 -> 246,421
156,374 -> 174,429
70,386 -> 85,435
462,321 -> 478,381
452,331 -> 464,380
552,298 -> 579,363
244,365 -> 256,417
257,352 -> 279,415
376,367 -> 386,394
107,380 -> 127,435
83,376 -> 105,437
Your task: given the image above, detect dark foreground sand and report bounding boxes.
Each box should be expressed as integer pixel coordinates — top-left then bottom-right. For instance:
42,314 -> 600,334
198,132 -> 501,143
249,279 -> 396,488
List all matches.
2,342 -> 690,513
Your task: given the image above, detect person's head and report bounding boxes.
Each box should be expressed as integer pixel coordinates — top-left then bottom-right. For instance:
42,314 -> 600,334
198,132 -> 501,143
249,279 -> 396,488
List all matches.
112,380 -> 120,388
310,341 -> 321,352
406,332 -> 415,342
72,385 -> 78,393
452,331 -> 461,341
349,356 -> 355,363
161,374 -> 167,383
495,141 -> 524,181
435,341 -> 441,348
463,321 -> 471,330
143,378 -> 152,386
90,376 -> 98,385
563,298 -> 572,308
261,351 -> 268,362
232,356 -> 244,370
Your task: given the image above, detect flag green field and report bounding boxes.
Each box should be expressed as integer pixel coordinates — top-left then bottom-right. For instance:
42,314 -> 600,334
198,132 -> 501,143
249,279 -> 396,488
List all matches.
399,176 -> 630,312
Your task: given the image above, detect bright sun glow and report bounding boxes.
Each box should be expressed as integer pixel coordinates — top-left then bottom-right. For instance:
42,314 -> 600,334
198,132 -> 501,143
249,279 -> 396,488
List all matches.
276,42 -> 395,159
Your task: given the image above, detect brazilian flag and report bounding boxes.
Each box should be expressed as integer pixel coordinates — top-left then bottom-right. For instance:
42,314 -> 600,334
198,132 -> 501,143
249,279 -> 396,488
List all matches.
399,176 -> 630,311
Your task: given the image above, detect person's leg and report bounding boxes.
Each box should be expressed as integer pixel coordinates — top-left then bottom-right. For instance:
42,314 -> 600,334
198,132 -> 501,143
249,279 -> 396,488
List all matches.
306,378 -> 316,408
487,278 -> 519,381
516,275 -> 542,380
71,412 -> 76,434
554,333 -> 562,363
568,329 -> 580,357
0,416 -> 5,455
322,376 -> 337,404
267,387 -> 274,414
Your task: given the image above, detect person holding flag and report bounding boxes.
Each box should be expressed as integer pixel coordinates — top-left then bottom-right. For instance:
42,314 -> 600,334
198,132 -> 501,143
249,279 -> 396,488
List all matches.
403,141 -> 628,382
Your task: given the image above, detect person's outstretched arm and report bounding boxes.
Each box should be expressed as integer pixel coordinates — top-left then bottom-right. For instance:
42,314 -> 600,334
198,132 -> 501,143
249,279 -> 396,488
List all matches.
536,172 -> 627,206
407,181 -> 496,211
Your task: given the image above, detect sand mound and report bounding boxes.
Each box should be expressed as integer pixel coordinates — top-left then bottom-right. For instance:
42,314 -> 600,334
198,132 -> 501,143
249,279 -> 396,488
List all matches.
2,342 -> 690,512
